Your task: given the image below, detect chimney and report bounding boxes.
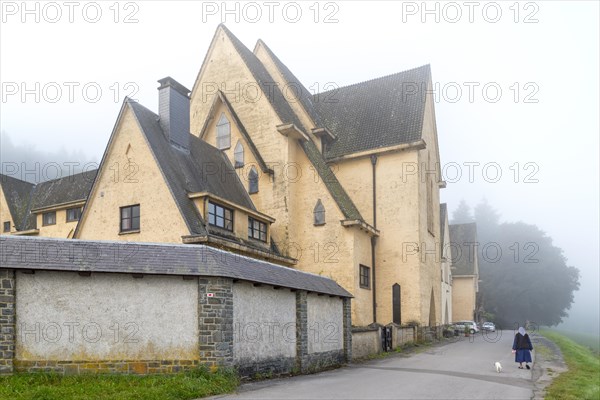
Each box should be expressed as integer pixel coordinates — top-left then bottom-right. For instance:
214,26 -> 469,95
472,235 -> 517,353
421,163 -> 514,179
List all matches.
158,77 -> 191,149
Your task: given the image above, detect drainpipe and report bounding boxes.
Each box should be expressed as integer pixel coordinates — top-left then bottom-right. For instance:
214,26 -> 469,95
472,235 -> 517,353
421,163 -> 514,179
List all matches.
370,154 -> 378,324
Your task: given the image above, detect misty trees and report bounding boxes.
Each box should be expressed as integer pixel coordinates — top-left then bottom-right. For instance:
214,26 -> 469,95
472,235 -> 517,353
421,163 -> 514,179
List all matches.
456,200 -> 580,327
451,199 -> 474,224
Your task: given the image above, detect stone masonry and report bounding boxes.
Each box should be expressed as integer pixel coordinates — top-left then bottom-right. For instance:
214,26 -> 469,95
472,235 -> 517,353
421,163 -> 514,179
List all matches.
0,269 -> 15,374
198,277 -> 234,367
295,290 -> 308,372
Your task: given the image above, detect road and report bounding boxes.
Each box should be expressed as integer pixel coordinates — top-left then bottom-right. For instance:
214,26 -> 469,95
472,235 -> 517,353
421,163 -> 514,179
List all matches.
211,330 -> 537,400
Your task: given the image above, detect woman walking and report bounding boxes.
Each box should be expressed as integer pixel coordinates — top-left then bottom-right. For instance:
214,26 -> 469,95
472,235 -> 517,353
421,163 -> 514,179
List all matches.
512,326 -> 533,369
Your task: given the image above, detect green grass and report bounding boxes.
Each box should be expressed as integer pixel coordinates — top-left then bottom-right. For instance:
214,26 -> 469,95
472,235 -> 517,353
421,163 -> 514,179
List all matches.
546,328 -> 600,354
542,330 -> 600,400
0,366 -> 239,400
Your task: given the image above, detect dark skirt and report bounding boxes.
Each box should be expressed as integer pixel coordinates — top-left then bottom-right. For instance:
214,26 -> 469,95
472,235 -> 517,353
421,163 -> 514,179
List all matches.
515,349 -> 532,363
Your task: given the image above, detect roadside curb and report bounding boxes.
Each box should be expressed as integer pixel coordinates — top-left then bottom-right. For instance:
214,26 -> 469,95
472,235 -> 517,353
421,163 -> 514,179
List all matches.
531,335 -> 567,399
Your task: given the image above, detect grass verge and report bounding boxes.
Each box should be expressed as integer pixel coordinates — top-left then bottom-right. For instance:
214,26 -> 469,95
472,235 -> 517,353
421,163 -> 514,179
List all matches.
0,366 -> 239,400
542,330 -> 600,400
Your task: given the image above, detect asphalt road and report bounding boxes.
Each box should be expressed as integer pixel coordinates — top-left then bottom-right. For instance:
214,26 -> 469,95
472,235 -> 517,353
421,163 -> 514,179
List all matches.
212,330 -> 537,400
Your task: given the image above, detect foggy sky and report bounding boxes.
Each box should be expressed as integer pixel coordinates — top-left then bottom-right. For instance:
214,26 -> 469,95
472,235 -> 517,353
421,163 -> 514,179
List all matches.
1,1 -> 598,333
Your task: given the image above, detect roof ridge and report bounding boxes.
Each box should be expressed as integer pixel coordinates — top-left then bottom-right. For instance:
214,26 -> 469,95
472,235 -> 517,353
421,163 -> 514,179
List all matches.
315,64 -> 431,95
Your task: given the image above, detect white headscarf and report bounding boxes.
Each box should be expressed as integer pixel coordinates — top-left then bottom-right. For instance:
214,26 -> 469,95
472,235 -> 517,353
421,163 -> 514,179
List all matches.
518,327 -> 526,336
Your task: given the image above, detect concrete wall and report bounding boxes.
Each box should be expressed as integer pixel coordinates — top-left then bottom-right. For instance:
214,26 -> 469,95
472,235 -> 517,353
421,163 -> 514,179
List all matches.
16,271 -> 199,362
232,282 -> 296,375
390,325 -> 416,347
0,267 -> 351,376
307,293 -> 343,354
351,327 -> 380,359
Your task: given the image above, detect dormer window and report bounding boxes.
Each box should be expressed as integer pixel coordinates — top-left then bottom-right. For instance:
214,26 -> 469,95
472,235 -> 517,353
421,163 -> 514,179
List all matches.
248,166 -> 258,194
234,141 -> 244,168
42,211 -> 56,226
208,201 -> 233,231
313,199 -> 325,225
248,217 -> 267,242
216,113 -> 231,150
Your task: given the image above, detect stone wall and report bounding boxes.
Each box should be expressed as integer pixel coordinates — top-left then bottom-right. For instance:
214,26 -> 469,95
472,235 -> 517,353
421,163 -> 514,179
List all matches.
199,277 -> 234,367
0,268 -> 351,376
0,269 -> 15,374
16,271 -> 199,363
351,326 -> 381,359
232,281 -> 296,376
389,324 -> 416,347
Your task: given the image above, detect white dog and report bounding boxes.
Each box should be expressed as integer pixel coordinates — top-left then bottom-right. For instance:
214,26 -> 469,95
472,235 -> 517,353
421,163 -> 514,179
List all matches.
495,361 -> 503,373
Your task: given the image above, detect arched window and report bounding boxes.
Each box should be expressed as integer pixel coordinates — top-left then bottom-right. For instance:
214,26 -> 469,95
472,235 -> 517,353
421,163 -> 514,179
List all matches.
248,166 -> 258,194
313,199 -> 325,225
216,113 -> 231,150
234,141 -> 244,168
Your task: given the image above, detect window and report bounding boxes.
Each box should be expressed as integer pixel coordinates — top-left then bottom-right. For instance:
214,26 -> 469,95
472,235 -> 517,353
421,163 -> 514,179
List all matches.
120,205 -> 140,232
313,199 -> 325,225
248,166 -> 258,194
42,211 -> 56,226
3,221 -> 10,232
359,265 -> 370,289
66,207 -> 82,222
248,217 -> 267,242
216,113 -> 231,150
208,201 -> 233,231
234,141 -> 244,168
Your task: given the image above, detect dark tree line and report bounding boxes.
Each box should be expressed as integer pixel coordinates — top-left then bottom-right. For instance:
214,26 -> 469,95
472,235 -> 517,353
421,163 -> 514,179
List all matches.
451,200 -> 580,328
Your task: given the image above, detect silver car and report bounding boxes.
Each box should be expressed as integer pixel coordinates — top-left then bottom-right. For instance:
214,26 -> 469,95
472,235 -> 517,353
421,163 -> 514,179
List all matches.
482,322 -> 496,332
453,320 -> 480,334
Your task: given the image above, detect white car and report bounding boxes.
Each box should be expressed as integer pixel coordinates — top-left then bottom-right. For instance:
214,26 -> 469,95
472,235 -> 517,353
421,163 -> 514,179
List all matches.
482,322 -> 496,332
453,320 -> 479,334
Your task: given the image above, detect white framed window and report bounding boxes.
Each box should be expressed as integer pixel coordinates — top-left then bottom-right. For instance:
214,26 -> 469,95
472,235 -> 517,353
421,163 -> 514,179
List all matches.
234,141 -> 244,168
216,113 -> 231,150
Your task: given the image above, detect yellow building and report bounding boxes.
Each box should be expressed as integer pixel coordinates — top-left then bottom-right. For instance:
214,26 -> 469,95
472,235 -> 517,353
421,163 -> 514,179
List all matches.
2,25 -> 449,328
440,203 -> 453,324
0,170 -> 96,238
449,223 -> 479,322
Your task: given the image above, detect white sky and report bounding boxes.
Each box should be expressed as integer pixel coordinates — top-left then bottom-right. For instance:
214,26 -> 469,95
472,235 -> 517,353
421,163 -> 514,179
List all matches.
1,1 -> 598,332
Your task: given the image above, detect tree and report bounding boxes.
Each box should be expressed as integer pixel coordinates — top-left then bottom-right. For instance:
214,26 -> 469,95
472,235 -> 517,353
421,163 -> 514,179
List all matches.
466,200 -> 580,327
452,200 -> 474,224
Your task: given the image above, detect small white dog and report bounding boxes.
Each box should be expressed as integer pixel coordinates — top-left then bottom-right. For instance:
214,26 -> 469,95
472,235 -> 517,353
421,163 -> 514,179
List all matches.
495,361 -> 503,373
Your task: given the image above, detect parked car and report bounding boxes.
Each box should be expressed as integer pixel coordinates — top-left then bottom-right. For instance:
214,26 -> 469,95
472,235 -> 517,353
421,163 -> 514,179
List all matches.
452,320 -> 480,334
482,322 -> 496,332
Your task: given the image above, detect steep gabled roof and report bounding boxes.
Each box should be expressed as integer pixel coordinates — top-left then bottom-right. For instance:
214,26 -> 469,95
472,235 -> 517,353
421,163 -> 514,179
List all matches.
300,140 -> 362,221
0,174 -> 35,230
220,25 -> 304,131
30,170 -> 97,211
218,25 -> 364,222
199,91 -> 272,174
254,39 -> 323,128
313,65 -> 431,159
128,100 -> 256,236
449,222 -> 479,276
1,171 -> 97,232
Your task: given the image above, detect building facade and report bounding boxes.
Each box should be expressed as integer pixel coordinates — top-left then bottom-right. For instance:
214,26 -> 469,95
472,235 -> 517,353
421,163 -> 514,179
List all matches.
449,223 -> 479,322
1,25 -> 448,328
